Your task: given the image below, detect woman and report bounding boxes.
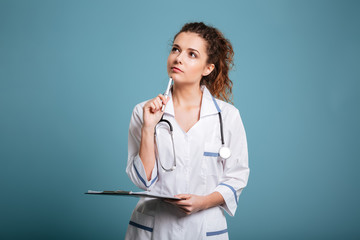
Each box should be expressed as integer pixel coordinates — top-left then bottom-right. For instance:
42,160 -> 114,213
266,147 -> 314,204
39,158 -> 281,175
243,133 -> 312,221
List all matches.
125,22 -> 249,239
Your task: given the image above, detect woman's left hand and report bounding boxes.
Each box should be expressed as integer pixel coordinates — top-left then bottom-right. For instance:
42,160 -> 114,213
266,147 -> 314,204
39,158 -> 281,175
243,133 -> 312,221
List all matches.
165,194 -> 207,215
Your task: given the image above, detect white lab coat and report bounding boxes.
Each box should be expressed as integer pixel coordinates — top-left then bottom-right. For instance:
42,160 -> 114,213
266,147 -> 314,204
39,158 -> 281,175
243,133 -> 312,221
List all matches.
125,86 -> 249,240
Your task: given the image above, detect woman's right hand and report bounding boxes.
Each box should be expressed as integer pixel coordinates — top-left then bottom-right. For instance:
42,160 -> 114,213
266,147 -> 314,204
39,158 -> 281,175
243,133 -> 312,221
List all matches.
142,94 -> 169,130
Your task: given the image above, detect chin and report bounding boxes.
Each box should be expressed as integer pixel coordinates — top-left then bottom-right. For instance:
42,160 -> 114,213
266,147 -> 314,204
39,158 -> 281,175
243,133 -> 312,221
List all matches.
171,76 -> 187,84
170,75 -> 180,82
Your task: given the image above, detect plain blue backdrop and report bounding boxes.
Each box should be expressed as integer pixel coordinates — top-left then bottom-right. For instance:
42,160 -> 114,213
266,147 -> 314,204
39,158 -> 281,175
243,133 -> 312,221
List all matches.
1,0 -> 359,239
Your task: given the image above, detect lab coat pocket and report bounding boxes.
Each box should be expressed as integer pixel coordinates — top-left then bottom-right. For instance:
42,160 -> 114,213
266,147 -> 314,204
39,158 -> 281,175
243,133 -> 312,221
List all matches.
202,142 -> 224,184
205,207 -> 228,239
126,210 -> 154,240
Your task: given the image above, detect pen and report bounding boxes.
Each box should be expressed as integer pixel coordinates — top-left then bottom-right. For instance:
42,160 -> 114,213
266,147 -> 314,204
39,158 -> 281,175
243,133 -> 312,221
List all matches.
162,77 -> 172,111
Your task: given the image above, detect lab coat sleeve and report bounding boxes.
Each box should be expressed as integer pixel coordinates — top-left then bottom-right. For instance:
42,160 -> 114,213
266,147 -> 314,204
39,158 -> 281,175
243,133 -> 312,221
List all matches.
125,104 -> 158,191
214,108 -> 250,216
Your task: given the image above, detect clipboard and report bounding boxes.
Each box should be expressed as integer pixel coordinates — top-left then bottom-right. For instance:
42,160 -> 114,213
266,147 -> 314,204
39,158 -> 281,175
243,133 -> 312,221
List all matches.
85,190 -> 181,200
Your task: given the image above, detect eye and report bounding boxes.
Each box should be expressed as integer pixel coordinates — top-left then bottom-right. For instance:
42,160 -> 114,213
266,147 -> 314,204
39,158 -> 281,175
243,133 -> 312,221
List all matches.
189,52 -> 197,58
172,47 -> 180,52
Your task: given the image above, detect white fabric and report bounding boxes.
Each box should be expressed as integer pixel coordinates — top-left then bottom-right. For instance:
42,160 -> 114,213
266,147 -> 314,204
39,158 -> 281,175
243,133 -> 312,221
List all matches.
125,86 -> 249,239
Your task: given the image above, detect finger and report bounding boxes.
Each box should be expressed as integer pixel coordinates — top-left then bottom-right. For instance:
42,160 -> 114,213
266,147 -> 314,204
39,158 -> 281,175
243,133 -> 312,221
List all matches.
164,199 -> 190,207
171,198 -> 191,205
175,194 -> 191,200
152,100 -> 159,111
174,201 -> 191,207
155,97 -> 162,109
144,100 -> 153,109
151,102 -> 156,111
178,206 -> 191,214
158,94 -> 167,104
150,102 -> 158,113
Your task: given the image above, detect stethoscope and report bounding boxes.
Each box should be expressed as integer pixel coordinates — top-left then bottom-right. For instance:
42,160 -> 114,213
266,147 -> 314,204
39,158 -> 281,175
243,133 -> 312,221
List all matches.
154,98 -> 231,172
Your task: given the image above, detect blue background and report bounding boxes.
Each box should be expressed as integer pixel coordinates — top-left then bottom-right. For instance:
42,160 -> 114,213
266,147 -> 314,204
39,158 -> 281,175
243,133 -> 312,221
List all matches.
1,0 -> 359,239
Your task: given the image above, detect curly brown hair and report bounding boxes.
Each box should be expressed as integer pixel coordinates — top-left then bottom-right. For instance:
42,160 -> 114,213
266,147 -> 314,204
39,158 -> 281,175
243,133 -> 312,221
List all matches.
173,22 -> 234,103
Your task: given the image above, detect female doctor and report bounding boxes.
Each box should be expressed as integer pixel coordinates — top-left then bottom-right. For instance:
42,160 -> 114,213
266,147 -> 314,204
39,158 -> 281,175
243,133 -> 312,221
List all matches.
125,22 -> 249,239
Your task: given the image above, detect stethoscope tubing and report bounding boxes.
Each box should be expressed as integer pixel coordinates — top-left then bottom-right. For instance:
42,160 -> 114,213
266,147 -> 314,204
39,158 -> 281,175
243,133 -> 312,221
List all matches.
159,112 -> 225,144
218,112 -> 225,145
155,111 -> 228,172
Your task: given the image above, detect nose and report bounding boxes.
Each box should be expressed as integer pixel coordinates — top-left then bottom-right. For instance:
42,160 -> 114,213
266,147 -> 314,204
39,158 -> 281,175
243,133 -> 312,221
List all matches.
175,51 -> 183,64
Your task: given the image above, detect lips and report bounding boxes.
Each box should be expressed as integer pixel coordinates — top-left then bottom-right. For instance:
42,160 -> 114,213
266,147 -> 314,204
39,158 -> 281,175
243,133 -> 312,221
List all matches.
171,67 -> 183,73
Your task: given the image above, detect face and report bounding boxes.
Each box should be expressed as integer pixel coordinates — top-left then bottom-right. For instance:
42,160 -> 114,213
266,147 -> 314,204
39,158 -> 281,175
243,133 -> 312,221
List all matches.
167,32 -> 214,86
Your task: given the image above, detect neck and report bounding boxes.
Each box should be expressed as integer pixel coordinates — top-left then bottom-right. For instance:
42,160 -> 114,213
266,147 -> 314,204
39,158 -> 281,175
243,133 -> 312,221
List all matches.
172,83 -> 203,108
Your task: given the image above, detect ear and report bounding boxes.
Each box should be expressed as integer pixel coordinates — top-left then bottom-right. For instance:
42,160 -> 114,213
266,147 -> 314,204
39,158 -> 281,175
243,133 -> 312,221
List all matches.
202,63 -> 215,76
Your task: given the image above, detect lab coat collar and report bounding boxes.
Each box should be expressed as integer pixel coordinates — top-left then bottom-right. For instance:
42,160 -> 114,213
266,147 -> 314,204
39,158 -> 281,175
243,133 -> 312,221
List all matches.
163,85 -> 220,118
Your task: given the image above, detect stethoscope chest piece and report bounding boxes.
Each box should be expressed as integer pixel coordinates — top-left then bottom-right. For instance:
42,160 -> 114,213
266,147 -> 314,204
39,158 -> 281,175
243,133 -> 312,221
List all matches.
219,146 -> 231,159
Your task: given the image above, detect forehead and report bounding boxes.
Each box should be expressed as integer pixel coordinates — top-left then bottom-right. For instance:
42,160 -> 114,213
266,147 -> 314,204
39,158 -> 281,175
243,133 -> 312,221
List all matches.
173,32 -> 207,53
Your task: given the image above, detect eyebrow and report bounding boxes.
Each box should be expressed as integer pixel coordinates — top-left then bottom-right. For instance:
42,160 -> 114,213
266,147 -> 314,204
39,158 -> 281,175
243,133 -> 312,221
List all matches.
173,44 -> 201,55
